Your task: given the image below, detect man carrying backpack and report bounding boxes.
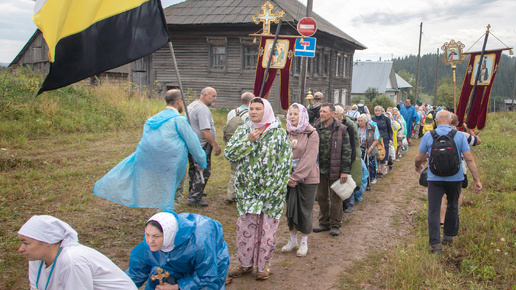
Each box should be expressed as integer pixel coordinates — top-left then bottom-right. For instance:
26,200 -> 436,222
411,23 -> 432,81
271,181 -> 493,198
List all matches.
414,110 -> 482,254
223,92 -> 254,203
307,91 -> 323,125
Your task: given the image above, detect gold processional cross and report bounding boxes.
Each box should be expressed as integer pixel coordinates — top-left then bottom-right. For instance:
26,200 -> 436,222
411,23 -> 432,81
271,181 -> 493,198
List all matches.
252,1 -> 285,35
150,268 -> 170,286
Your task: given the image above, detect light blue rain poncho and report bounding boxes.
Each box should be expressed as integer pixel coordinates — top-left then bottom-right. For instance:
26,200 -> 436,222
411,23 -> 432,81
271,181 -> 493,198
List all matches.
93,110 -> 207,210
126,211 -> 230,289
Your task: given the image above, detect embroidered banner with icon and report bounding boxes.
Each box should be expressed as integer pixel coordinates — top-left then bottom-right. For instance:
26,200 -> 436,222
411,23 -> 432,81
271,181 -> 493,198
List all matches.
456,49 -> 502,130
253,36 -> 296,110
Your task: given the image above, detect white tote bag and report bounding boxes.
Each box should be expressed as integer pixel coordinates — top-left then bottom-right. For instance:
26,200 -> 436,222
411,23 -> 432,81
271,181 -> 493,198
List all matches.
330,175 -> 356,200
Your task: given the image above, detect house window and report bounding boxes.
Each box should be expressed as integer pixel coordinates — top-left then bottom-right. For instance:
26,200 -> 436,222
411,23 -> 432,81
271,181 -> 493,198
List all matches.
343,56 -> 347,77
323,52 -> 329,76
335,55 -> 341,77
244,46 -> 259,70
208,37 -> 227,70
293,57 -> 301,75
211,46 -> 226,69
313,51 -> 320,75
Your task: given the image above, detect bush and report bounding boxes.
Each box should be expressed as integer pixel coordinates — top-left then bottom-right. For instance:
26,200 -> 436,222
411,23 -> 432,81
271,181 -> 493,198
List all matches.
351,95 -> 368,104
372,95 -> 396,110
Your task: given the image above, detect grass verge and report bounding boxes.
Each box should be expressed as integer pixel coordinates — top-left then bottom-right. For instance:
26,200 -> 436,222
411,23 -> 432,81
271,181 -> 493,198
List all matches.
338,112 -> 516,289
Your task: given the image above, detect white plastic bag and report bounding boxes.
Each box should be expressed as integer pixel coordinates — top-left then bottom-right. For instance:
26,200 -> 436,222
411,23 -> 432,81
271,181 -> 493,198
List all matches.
330,175 -> 356,200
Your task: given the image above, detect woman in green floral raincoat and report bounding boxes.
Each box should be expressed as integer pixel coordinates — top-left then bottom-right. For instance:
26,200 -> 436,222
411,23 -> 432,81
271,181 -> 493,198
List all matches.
225,97 -> 292,281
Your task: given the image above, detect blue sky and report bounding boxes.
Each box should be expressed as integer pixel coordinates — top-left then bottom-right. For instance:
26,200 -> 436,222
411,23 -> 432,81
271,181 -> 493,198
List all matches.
1,0 -> 514,64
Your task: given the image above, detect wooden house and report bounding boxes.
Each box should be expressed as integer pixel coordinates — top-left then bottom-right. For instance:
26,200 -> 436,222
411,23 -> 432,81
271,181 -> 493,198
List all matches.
9,30 -> 130,86
10,0 -> 366,110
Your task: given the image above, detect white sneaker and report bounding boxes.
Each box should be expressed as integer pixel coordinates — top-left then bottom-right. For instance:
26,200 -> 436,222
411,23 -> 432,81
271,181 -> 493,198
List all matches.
371,179 -> 377,184
281,240 -> 298,253
297,242 -> 308,257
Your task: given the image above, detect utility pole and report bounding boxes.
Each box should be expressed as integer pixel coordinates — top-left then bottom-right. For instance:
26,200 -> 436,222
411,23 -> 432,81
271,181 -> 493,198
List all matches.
433,48 -> 439,106
414,22 -> 423,104
512,58 -> 516,111
297,0 -> 313,104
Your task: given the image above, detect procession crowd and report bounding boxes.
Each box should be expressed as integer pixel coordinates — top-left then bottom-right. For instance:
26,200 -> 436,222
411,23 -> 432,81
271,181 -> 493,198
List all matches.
16,88 -> 482,289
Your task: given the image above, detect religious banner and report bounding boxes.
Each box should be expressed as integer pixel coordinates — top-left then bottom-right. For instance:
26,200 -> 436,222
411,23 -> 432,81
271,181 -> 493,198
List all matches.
33,0 -> 169,95
456,49 -> 502,130
253,36 -> 296,110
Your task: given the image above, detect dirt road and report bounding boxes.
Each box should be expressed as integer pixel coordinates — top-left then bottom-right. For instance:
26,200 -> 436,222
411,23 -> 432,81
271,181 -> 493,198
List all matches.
225,144 -> 426,289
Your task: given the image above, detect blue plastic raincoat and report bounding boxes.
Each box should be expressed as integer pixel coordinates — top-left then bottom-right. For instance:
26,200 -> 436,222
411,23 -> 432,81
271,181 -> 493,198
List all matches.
93,110 -> 207,210
399,105 -> 419,133
126,212 -> 229,289
354,159 -> 369,201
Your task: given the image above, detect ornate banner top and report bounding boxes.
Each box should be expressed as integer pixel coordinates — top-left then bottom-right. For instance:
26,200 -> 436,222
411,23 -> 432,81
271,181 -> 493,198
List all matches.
252,1 -> 285,35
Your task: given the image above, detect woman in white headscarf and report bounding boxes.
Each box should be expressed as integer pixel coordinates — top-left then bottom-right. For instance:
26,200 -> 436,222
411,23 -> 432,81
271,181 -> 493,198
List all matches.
280,103 -> 319,257
125,211 -> 229,290
225,97 -> 292,281
17,215 -> 137,290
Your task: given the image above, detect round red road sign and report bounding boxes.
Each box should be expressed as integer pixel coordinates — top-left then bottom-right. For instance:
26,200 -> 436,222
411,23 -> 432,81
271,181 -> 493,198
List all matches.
297,17 -> 317,37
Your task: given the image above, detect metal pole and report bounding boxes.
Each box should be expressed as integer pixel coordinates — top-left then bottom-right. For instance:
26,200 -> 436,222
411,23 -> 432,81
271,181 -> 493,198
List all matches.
414,22 -> 423,104
297,0 -> 313,105
452,64 -> 457,110
433,48 -> 439,106
466,25 -> 490,123
168,41 -> 190,122
259,18 -> 283,98
512,58 -> 516,111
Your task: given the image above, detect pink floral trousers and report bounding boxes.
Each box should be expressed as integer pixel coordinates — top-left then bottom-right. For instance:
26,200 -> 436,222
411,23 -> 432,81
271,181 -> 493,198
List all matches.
236,213 -> 280,272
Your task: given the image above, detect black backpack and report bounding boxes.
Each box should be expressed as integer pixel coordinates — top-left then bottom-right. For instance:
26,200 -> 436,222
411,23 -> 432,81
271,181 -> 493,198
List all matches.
357,105 -> 366,114
308,106 -> 320,125
428,129 -> 461,176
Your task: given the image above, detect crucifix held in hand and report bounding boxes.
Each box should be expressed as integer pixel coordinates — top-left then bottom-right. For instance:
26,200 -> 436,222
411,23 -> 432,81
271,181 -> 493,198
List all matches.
150,267 -> 170,286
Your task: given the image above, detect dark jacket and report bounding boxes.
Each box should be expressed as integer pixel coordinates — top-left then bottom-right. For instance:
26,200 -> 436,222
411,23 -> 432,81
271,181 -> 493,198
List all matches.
372,114 -> 393,142
315,118 -> 352,181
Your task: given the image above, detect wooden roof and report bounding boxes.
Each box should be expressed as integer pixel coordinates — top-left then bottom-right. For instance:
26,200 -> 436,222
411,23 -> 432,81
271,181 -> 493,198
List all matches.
164,0 -> 366,49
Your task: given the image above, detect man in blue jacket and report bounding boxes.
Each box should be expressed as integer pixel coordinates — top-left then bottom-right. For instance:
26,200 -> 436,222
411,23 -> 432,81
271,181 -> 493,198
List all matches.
399,99 -> 419,144
126,211 -> 229,289
93,89 -> 207,211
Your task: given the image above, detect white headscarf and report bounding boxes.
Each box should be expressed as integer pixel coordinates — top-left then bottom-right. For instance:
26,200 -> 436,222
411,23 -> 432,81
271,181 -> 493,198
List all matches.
18,215 -> 79,247
147,212 -> 178,253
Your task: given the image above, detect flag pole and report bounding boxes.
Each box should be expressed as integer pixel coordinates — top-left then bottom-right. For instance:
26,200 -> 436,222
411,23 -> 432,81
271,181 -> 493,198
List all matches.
466,25 -> 490,124
168,41 -> 190,122
259,18 -> 283,98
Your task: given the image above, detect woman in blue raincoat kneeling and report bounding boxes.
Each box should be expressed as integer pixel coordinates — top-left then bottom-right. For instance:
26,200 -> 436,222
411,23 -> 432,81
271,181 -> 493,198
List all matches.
126,211 -> 229,289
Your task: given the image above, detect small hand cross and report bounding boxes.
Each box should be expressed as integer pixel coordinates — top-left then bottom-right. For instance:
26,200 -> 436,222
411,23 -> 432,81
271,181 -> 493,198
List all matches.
150,267 -> 170,286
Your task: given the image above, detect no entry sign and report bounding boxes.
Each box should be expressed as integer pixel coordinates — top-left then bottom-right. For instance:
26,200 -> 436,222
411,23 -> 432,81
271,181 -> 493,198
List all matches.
297,17 -> 317,37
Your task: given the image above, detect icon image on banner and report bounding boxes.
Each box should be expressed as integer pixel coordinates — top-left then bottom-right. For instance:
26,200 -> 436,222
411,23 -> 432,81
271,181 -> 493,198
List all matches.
262,39 -> 289,69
